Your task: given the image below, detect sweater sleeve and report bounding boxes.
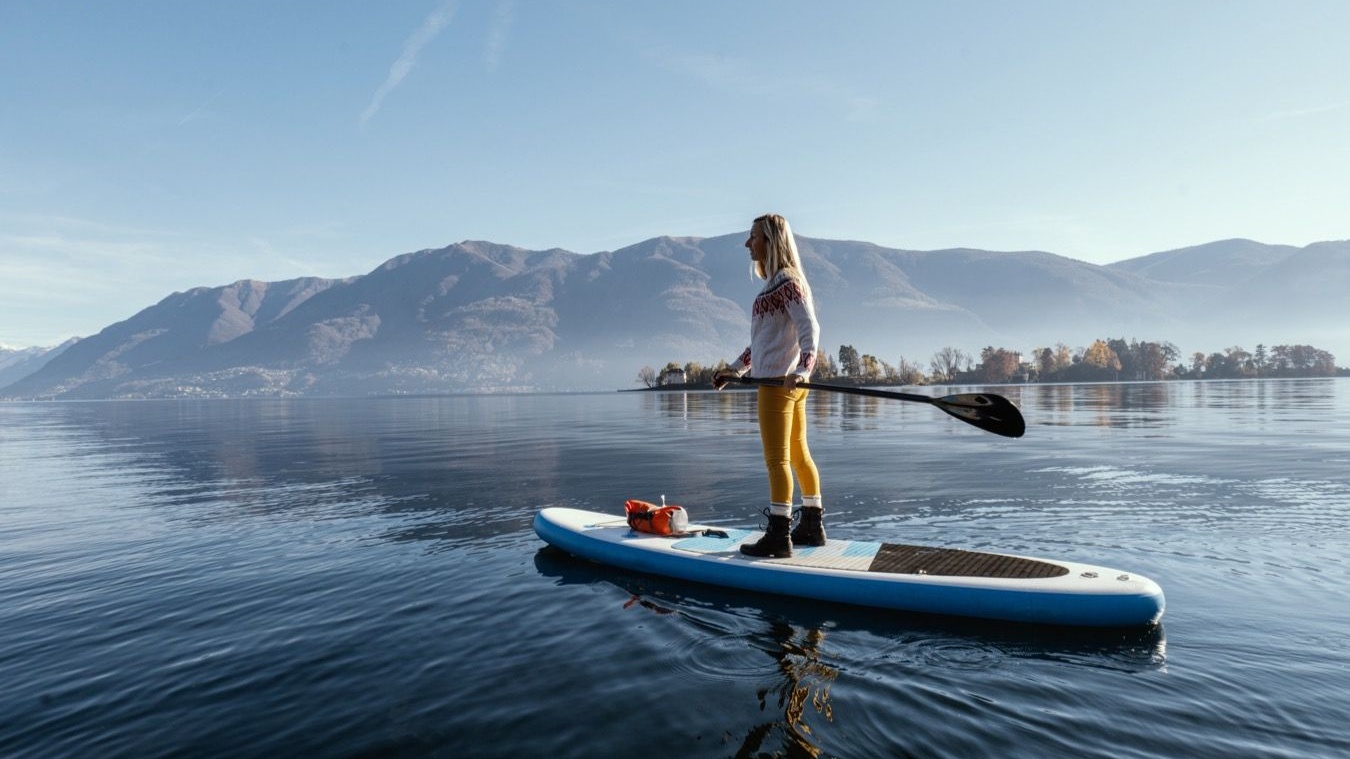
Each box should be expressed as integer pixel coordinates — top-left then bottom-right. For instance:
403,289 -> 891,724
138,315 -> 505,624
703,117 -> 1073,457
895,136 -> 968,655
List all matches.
788,288 -> 819,380
727,346 -> 752,375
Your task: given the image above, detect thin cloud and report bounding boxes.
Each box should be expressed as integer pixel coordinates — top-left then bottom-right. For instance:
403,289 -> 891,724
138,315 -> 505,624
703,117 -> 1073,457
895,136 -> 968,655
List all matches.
1256,101 -> 1350,123
646,46 -> 766,95
177,88 -> 225,127
360,0 -> 461,131
246,236 -> 324,276
0,228 -> 183,312
484,0 -> 515,71
643,44 -> 880,121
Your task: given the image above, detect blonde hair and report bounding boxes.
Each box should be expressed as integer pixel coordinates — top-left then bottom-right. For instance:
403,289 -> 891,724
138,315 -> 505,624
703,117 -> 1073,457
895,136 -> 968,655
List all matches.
752,213 -> 806,282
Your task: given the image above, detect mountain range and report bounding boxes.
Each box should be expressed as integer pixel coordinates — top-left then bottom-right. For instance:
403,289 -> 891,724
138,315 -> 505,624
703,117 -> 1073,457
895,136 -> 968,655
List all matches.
3,235 -> 1347,399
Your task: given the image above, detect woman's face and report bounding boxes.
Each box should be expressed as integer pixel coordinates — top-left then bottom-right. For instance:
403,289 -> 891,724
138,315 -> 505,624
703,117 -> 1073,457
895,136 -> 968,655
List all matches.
745,222 -> 768,263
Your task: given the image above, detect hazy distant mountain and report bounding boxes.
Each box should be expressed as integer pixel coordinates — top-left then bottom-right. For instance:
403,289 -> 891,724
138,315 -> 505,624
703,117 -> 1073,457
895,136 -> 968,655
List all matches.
3,235 -> 1346,399
5,277 -> 349,398
0,339 -> 78,390
1110,238 -> 1350,354
1108,238 -> 1300,289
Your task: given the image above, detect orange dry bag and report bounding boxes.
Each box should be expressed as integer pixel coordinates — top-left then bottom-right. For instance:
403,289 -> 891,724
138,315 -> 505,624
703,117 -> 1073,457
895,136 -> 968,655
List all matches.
625,497 -> 690,536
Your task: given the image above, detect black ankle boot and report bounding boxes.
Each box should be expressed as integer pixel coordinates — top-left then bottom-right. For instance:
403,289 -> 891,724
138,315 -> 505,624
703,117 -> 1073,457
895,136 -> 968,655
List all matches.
741,513 -> 793,558
791,507 -> 826,547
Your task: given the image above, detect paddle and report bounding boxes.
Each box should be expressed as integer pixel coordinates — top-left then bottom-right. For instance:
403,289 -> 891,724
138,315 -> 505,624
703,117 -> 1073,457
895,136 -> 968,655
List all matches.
732,376 -> 1026,438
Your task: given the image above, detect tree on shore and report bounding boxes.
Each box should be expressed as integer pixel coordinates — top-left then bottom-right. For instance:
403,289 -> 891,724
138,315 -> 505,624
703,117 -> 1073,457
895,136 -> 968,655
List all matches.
641,338 -> 1340,389
979,346 -> 1021,383
894,356 -> 926,385
929,347 -> 970,384
1083,340 -> 1122,377
837,344 -> 861,377
1135,341 -> 1179,381
1268,344 -> 1337,377
816,353 -> 839,380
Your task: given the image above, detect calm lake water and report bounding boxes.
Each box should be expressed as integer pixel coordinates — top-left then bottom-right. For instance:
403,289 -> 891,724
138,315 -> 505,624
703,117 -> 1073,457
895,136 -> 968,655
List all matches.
3,379 -> 1349,758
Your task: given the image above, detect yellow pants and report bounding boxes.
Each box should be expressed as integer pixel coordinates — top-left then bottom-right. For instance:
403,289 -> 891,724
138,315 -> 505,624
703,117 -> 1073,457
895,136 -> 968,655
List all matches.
757,385 -> 821,510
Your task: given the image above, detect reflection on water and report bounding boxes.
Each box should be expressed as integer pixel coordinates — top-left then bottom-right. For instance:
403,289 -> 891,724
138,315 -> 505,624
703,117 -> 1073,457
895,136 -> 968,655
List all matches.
537,544 -> 839,757
738,621 -> 835,759
12,398 -> 611,546
1027,382 -> 1171,428
642,378 -> 1349,436
1017,377 -> 1347,430
534,545 -> 1165,758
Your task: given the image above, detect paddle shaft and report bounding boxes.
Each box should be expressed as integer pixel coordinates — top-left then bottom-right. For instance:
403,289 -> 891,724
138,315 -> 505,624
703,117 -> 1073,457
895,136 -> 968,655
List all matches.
731,375 -> 1026,438
734,375 -> 953,405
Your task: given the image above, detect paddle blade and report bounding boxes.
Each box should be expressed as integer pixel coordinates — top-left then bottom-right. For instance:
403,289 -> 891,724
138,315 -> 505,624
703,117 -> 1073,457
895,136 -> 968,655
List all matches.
933,393 -> 1026,438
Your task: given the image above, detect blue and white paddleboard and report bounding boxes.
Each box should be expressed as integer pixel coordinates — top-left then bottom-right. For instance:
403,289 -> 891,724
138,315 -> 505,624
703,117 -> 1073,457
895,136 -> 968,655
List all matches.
534,507 -> 1164,627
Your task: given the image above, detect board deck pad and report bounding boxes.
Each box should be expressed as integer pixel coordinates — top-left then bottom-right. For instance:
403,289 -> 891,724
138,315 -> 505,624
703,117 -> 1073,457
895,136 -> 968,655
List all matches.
673,529 -> 1069,579
870,543 -> 1069,578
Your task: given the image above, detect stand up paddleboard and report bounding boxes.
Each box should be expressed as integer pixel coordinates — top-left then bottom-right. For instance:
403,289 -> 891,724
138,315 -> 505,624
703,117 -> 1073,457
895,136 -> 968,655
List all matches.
534,507 -> 1164,627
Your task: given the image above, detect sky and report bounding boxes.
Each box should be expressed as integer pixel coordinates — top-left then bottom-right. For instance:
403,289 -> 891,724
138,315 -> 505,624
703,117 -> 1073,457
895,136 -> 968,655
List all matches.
3,0 -> 1349,348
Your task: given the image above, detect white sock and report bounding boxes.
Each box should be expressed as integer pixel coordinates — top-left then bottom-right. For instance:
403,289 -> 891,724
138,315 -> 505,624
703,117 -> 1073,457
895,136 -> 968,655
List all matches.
801,495 -> 822,510
769,502 -> 793,518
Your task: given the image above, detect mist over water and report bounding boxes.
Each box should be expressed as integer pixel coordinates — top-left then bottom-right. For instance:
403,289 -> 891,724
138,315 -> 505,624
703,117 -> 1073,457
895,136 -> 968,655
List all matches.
3,379 -> 1348,758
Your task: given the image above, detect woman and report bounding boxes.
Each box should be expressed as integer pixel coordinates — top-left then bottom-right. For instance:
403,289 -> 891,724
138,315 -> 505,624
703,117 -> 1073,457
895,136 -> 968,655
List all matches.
714,213 -> 825,558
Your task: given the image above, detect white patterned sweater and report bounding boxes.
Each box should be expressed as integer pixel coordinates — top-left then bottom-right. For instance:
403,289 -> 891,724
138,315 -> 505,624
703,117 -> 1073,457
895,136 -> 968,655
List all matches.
727,269 -> 819,381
